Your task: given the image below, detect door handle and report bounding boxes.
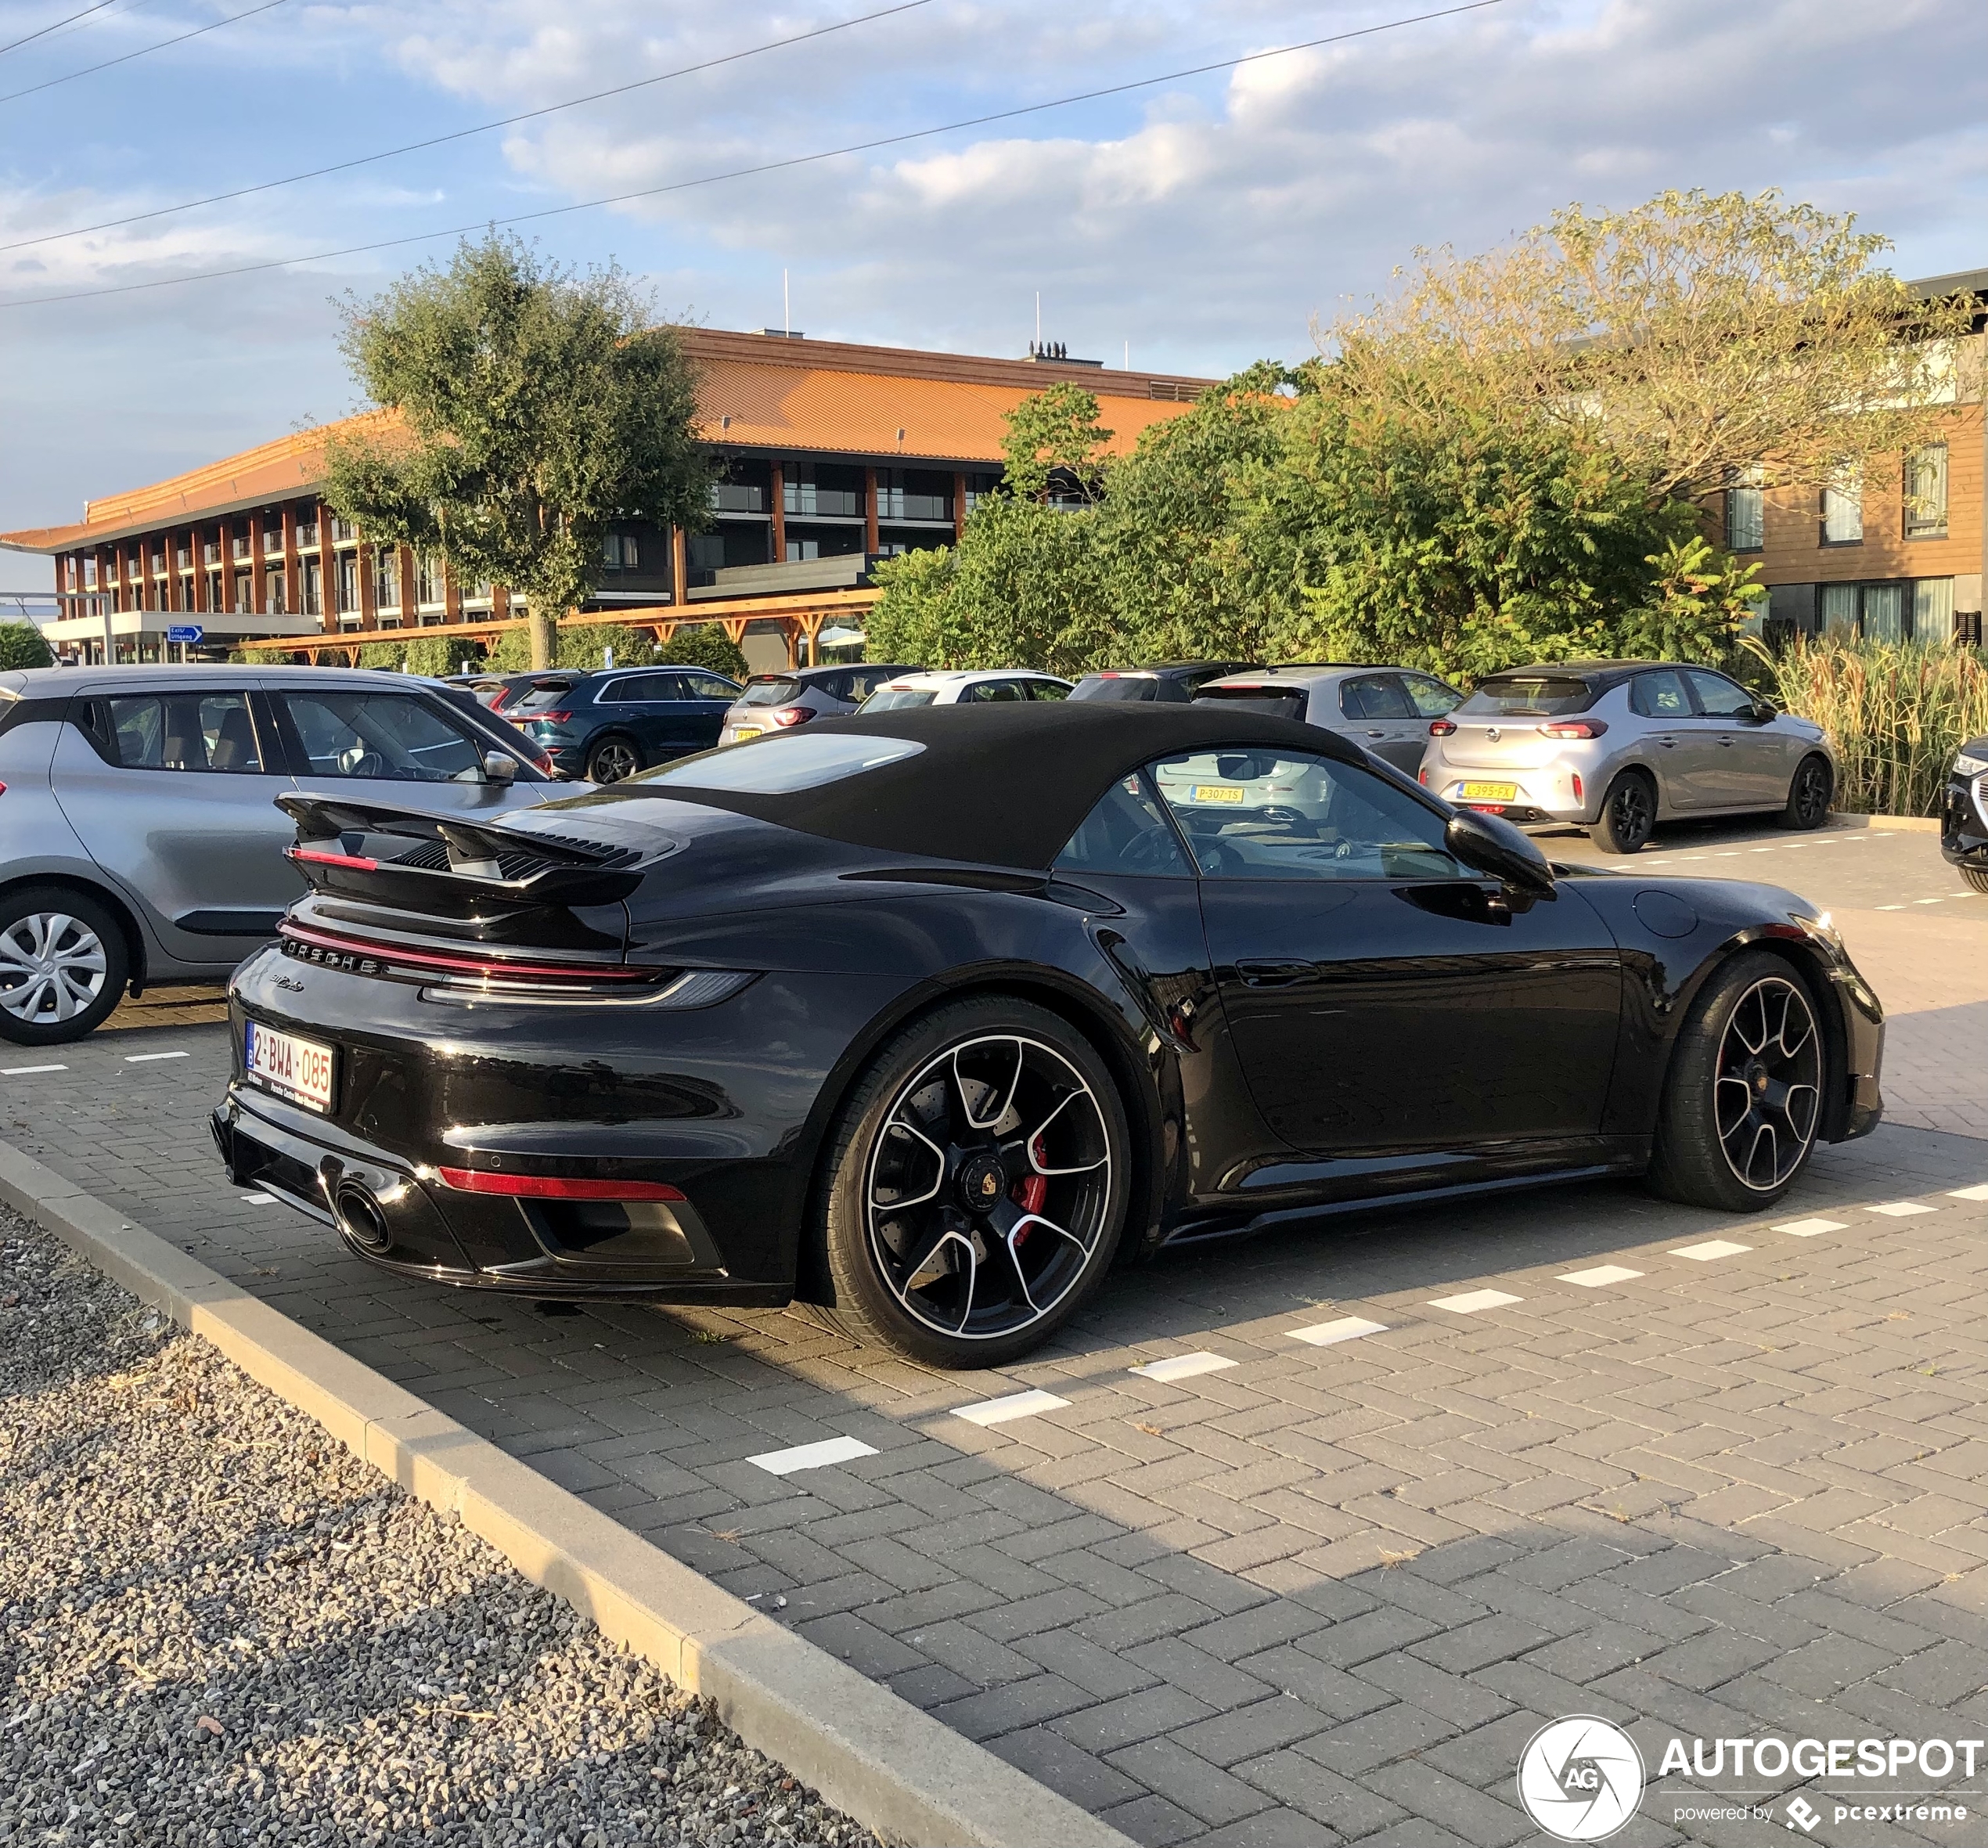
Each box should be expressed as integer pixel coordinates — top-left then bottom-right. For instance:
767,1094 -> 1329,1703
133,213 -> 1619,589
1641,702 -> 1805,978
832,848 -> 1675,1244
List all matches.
1718,739 -> 1733,747
1655,737 -> 1676,748
1365,729 -> 1386,738
1235,959 -> 1316,989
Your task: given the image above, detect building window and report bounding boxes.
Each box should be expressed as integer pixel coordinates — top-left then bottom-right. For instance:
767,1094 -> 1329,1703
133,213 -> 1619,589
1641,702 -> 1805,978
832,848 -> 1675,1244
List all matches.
335,553 -> 358,616
1912,577 -> 1955,642
1817,579 -> 1954,643
963,471 -> 1003,515
330,515 -> 357,543
267,567 -> 287,616
175,542 -> 190,570
296,515 -> 319,549
261,524 -> 283,557
878,468 -> 952,523
1821,471 -> 1863,545
1726,471 -> 1764,553
373,547 -> 400,610
233,571 -> 253,614
602,531 -> 641,571
416,551 -> 441,605
785,538 -> 820,562
783,462 -> 863,519
206,571 -> 222,611
301,558 -> 322,617
82,557 -> 97,588
1905,445 -> 1948,539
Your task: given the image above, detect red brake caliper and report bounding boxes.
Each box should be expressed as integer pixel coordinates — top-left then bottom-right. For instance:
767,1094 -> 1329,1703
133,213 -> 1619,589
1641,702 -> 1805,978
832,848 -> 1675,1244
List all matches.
1010,1173 -> 1047,1219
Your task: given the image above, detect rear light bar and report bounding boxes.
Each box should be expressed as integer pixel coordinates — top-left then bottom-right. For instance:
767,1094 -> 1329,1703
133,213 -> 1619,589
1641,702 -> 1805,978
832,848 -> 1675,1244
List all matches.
278,920 -> 666,990
768,706 -> 812,728
525,711 -> 572,724
288,845 -> 380,872
1428,719 -> 1457,737
437,1167 -> 685,1201
1540,719 -> 1608,739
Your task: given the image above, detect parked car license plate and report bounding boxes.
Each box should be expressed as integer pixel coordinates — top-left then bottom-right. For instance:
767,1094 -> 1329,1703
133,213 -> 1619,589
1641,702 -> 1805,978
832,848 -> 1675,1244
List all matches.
243,1019 -> 336,1113
1459,782 -> 1518,802
729,725 -> 765,741
1190,784 -> 1246,804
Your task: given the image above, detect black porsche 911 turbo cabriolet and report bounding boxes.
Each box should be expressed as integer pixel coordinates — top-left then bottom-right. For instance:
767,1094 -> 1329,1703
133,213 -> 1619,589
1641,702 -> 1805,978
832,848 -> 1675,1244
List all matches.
212,701 -> 1884,1366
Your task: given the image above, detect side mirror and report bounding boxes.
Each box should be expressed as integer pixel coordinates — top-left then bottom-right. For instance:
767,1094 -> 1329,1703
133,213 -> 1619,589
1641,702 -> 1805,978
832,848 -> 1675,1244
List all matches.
482,751 -> 518,784
1445,808 -> 1555,898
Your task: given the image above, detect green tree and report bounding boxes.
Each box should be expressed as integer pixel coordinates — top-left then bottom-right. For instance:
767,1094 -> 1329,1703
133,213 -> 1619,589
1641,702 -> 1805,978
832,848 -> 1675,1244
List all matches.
1617,535 -> 1766,664
0,622 -> 53,668
324,232 -> 713,668
657,621 -> 748,680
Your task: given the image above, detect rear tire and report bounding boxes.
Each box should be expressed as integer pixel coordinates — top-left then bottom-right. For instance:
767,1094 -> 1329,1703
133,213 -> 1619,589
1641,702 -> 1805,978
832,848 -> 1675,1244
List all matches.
1591,770 -> 1657,854
1647,949 -> 1825,1212
1962,866 -> 1988,896
805,996 -> 1131,1367
0,885 -> 128,1044
585,733 -> 643,784
1781,754 -> 1832,830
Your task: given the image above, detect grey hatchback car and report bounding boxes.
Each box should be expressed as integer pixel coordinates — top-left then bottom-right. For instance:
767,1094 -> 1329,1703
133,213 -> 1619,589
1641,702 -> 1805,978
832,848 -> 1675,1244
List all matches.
1418,661 -> 1837,853
0,665 -> 556,1043
1192,665 -> 1464,773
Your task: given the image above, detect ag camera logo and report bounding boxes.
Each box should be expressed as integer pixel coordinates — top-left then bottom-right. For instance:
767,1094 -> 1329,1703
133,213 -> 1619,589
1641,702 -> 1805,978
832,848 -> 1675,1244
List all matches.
1517,1716 -> 1645,1841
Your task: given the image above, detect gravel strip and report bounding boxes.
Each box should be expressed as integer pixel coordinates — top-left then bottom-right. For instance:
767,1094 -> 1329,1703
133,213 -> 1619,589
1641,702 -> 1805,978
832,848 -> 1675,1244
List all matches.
0,1209 -> 880,1848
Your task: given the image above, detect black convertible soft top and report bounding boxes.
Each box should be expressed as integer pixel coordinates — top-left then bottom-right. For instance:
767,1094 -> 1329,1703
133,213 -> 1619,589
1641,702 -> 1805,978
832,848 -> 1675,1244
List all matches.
599,701 -> 1374,869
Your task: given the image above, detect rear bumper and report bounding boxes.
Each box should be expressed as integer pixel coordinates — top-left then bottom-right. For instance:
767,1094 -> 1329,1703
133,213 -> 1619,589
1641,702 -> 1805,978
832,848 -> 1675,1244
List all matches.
212,1079 -> 790,1306
1424,765 -> 1594,826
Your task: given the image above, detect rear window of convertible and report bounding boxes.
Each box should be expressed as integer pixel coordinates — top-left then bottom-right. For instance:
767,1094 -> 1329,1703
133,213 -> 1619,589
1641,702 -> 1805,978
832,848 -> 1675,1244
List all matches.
637,732 -> 925,794
1456,676 -> 1595,716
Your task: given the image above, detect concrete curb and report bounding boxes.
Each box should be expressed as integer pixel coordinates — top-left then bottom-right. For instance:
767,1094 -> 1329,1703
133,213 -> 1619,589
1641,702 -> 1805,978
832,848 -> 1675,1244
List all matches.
1828,812 -> 1943,833
0,1138 -> 1136,1848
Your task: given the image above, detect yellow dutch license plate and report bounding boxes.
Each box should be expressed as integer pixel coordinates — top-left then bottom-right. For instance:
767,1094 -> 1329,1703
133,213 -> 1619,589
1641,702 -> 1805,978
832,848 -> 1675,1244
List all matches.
1190,784 -> 1246,804
1460,782 -> 1518,802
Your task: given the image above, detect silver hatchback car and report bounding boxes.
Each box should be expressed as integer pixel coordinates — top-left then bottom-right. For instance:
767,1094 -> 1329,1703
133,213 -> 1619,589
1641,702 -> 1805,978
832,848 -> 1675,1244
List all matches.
1418,660 -> 1837,853
1192,665 -> 1464,774
0,665 -> 557,1043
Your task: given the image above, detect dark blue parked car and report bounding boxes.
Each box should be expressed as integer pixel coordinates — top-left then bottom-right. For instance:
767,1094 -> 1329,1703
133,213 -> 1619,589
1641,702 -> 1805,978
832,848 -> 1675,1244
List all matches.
502,665 -> 744,783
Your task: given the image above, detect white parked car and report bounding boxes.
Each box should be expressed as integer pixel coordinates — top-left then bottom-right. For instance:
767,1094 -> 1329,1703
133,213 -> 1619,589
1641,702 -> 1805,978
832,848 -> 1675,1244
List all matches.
856,669 -> 1073,711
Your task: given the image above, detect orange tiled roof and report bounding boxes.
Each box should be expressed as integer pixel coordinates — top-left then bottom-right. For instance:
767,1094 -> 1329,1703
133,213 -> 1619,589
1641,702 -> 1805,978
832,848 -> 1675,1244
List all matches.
1,330 -> 1214,554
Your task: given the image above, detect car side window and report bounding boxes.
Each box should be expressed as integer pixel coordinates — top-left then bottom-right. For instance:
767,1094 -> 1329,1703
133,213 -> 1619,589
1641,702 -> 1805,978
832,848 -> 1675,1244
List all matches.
1339,675 -> 1414,721
967,680 -> 1024,702
1026,680 -> 1068,701
1053,772 -> 1192,877
1685,669 -> 1757,718
278,690 -> 485,783
86,693 -> 266,773
1401,675 -> 1463,718
1630,670 -> 1691,719
681,672 -> 740,701
614,673 -> 682,702
1151,748 -> 1460,881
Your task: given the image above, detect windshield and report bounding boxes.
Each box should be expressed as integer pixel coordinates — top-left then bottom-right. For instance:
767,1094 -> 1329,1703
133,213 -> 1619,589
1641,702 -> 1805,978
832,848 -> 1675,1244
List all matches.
1071,676 -> 1158,703
637,732 -> 925,794
1194,686 -> 1307,722
1457,676 -> 1594,717
860,686 -> 939,711
738,678 -> 801,707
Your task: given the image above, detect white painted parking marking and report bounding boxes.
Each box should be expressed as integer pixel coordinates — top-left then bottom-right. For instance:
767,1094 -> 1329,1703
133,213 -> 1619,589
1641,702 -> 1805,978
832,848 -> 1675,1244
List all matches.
1752,847 -> 1778,852
1288,1316 -> 1388,1346
1774,1217 -> 1846,1237
1129,1352 -> 1238,1382
239,1192 -> 276,1205
1948,1184 -> 1988,1201
125,1050 -> 189,1064
1,1063 -> 67,1075
1868,1201 -> 1936,1217
1875,905 -> 1907,911
747,1435 -> 878,1475
1429,1289 -> 1522,1314
950,1389 -> 1070,1427
1672,1240 -> 1752,1261
1558,1265 -> 1643,1288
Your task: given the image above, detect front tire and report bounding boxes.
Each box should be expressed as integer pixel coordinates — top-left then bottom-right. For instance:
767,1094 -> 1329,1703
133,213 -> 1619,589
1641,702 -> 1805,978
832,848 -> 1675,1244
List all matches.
806,996 -> 1131,1367
0,886 -> 128,1044
585,734 -> 643,784
1782,754 -> 1832,830
1647,950 -> 1825,1211
1592,770 -> 1657,854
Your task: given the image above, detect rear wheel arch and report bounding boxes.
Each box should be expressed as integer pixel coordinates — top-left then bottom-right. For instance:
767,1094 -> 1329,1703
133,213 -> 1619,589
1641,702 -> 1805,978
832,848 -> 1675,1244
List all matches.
792,969 -> 1165,1302
0,871 -> 146,994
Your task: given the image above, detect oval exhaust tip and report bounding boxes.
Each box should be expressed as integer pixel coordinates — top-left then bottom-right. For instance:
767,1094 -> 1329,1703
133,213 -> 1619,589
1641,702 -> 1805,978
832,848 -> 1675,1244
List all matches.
333,1181 -> 391,1253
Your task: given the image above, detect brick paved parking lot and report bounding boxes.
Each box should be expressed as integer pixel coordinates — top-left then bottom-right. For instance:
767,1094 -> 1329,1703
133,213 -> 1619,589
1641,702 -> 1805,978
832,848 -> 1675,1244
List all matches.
9,817 -> 1988,1846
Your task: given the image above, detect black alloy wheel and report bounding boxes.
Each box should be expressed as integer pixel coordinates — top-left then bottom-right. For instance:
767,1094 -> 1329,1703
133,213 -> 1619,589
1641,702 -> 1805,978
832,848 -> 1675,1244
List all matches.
1593,770 -> 1656,855
1648,950 -> 1824,1210
1781,755 -> 1833,830
1964,867 -> 1988,896
586,734 -> 643,784
0,885 -> 128,1044
806,997 -> 1129,1366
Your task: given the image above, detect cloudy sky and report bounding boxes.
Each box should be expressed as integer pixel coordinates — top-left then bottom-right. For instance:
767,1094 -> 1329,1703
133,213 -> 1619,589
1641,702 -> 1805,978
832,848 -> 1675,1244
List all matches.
0,0 -> 1983,575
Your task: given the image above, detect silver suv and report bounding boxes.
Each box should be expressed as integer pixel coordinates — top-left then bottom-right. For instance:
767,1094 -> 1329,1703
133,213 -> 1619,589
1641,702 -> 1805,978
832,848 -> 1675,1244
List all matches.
1192,665 -> 1464,774
1418,661 -> 1836,853
0,665 -> 556,1043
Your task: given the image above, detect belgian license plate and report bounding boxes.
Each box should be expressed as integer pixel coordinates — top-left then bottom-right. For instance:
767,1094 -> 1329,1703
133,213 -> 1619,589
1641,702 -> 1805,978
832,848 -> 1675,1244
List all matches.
1460,782 -> 1518,802
243,1020 -> 336,1113
1190,784 -> 1246,804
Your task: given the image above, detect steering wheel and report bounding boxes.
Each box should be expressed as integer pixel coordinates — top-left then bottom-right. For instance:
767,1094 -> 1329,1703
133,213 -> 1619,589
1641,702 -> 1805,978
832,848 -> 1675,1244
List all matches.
1196,839 -> 1246,877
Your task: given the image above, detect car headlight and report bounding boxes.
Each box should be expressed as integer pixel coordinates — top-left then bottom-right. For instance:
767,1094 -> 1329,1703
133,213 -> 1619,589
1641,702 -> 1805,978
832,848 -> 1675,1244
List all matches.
1954,751 -> 1988,777
1793,911 -> 1845,956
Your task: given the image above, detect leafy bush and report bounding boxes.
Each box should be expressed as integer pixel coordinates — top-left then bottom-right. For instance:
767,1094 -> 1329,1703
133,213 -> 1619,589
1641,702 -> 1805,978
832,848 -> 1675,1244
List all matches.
656,621 -> 748,681
1745,637 -> 1988,816
484,618 -> 749,678
0,622 -> 54,669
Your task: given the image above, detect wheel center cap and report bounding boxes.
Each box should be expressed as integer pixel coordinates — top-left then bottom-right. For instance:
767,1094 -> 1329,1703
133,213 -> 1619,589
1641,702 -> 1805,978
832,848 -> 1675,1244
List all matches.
1748,1060 -> 1770,1095
955,1151 -> 1008,1213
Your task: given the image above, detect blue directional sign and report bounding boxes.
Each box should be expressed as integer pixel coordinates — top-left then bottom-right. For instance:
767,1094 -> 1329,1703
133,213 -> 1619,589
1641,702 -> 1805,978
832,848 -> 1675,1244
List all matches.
165,624 -> 203,645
